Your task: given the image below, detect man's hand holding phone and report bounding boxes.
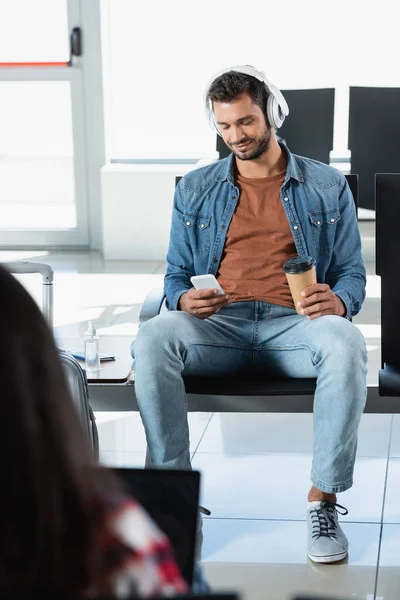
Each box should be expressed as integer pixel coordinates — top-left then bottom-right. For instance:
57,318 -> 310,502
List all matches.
178,274 -> 232,319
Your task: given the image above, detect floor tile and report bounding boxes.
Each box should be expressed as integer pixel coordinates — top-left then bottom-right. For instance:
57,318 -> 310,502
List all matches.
389,415 -> 400,457
202,518 -> 379,565
382,459 -> 400,523
197,413 -> 314,455
96,411 -> 213,454
100,260 -> 161,275
97,413 -> 147,452
2,250 -> 161,275
196,413 -> 391,458
99,450 -> 146,468
201,521 -> 379,600
99,449 -> 198,468
377,524 -> 400,567
375,524 -> 400,600
356,414 -> 391,457
192,453 -> 386,522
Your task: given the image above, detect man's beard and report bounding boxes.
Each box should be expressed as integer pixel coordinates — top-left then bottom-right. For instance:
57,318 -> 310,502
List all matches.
230,125 -> 272,161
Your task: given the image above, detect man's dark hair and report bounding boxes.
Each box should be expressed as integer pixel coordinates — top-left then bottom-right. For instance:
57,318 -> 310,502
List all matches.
207,70 -> 270,124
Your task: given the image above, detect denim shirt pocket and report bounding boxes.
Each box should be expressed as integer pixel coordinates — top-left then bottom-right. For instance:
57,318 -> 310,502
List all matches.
309,208 -> 341,256
182,213 -> 211,255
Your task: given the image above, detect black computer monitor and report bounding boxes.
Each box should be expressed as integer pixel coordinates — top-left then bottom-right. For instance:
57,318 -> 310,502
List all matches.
113,467 -> 200,586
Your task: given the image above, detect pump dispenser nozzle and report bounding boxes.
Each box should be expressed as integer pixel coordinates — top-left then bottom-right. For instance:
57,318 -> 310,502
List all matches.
86,320 -> 96,337
84,320 -> 100,371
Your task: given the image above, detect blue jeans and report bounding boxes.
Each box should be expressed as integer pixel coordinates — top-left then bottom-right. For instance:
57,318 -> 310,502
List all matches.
132,302 -> 367,494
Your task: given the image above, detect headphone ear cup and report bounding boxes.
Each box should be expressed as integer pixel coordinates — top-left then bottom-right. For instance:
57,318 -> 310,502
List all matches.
207,100 -> 221,135
267,94 -> 284,129
211,111 -> 221,136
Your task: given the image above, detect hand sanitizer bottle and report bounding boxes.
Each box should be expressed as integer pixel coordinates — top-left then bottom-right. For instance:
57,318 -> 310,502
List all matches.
85,321 -> 100,372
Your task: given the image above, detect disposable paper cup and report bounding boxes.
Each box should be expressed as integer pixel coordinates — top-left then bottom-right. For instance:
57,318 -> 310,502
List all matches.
283,255 -> 317,315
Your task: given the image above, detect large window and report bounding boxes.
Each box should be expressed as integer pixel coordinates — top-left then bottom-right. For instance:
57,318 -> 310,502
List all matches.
0,81 -> 75,229
0,0 -> 69,62
0,0 -> 93,247
105,0 -> 400,160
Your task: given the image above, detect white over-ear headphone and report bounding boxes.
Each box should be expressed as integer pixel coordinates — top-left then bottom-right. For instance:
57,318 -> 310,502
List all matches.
204,65 -> 289,134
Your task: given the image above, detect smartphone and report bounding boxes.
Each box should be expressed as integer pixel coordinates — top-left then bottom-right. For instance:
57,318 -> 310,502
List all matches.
190,274 -> 225,295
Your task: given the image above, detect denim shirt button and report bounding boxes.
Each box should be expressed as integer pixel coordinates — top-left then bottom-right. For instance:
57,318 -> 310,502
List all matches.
284,197 -> 289,202
293,225 -> 299,230
231,195 -> 236,200
212,258 -> 218,263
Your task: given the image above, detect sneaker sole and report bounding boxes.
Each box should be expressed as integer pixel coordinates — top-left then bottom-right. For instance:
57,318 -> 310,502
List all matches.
308,549 -> 348,563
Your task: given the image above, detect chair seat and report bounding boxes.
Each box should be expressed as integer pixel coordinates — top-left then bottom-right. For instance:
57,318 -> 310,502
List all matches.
183,375 -> 317,396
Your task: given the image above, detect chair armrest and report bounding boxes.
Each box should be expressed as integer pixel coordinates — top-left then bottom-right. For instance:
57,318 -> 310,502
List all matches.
379,364 -> 400,396
139,288 -> 166,325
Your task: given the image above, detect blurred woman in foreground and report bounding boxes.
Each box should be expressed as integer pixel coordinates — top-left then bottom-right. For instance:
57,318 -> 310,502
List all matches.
0,265 -> 187,598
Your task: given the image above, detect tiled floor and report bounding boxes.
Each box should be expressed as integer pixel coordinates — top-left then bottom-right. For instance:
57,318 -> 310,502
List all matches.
1,223 -> 398,600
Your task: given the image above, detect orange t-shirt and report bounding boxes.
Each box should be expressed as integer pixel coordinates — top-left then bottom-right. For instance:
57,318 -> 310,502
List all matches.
217,169 -> 297,307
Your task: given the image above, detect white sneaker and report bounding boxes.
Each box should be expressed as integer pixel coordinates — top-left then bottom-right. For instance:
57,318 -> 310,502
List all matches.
307,501 -> 349,563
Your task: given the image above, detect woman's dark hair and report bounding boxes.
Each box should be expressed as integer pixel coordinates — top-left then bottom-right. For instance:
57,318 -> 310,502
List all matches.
207,70 -> 270,124
0,265 -> 121,596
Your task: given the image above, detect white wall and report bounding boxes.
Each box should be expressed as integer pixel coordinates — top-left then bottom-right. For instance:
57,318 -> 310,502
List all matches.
105,0 -> 400,160
101,163 -> 197,260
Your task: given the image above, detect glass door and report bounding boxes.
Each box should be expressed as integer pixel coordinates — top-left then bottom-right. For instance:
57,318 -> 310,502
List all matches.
0,0 -> 88,246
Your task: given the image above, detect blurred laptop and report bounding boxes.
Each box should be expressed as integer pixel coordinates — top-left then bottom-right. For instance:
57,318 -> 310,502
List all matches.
168,596 -> 239,599
76,595 -> 239,600
293,596 -> 351,600
113,467 -> 200,587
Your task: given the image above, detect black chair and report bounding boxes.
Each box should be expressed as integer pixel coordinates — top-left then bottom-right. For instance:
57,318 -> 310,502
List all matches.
349,86 -> 400,211
278,88 -> 335,165
90,172 -> 399,414
344,174 -> 358,207
139,175 -> 361,410
376,173 -> 400,396
216,88 -> 335,165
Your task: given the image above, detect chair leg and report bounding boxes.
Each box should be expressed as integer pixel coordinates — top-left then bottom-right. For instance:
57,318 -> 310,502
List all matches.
145,446 -> 152,468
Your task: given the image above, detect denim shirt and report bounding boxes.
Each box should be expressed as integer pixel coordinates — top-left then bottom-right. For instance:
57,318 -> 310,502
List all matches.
165,144 -> 366,318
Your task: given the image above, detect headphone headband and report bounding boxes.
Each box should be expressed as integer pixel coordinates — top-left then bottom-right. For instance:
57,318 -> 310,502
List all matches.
204,64 -> 289,132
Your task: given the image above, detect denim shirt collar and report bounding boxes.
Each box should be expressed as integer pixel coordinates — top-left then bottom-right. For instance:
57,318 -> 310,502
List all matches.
216,142 -> 305,186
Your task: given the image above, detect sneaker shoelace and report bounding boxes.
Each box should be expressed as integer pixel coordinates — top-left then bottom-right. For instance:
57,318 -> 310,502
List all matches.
310,501 -> 348,540
199,505 -> 211,515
